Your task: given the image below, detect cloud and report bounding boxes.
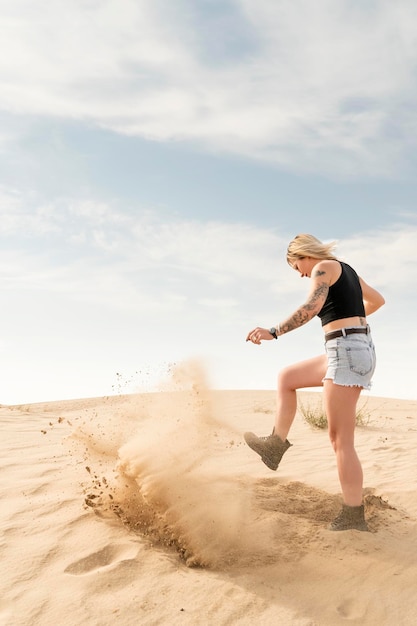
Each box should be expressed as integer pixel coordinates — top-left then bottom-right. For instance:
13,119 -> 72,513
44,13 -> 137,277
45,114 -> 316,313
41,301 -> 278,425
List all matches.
1,1 -> 417,178
339,224 -> 417,291
0,196 -> 415,402
1,196 -> 415,319
0,197 -> 282,297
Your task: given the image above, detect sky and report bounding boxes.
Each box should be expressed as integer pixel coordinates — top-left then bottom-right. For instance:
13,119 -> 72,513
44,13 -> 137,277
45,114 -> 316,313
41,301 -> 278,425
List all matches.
0,0 -> 416,404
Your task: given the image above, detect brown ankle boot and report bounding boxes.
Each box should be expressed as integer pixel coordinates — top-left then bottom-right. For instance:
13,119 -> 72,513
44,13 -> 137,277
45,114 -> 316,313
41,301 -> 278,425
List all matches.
244,431 -> 292,471
329,504 -> 369,531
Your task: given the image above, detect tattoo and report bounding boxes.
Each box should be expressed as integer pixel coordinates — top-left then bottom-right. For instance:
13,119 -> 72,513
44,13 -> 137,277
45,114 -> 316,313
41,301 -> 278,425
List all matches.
309,281 -> 329,308
281,281 -> 329,333
313,269 -> 326,277
359,316 -> 366,326
282,309 -> 310,332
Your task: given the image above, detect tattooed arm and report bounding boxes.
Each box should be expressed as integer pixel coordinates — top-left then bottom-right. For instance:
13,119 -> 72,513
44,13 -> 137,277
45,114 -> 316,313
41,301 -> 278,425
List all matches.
277,261 -> 333,335
246,261 -> 334,344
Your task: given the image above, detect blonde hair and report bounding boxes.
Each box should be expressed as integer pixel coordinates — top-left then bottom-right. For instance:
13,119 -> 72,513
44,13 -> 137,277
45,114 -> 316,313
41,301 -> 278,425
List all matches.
286,234 -> 338,267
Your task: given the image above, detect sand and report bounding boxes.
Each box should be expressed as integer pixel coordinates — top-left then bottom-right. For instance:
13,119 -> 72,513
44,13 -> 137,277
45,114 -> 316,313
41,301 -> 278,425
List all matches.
2,362 -> 417,626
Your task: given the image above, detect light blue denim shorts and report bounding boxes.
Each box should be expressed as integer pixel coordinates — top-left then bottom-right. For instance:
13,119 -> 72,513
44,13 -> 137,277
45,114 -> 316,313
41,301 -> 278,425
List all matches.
323,327 -> 376,390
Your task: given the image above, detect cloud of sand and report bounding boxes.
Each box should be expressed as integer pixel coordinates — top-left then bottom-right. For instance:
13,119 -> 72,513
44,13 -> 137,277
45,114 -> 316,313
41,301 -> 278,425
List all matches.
116,361 -> 278,567
71,360 -> 277,568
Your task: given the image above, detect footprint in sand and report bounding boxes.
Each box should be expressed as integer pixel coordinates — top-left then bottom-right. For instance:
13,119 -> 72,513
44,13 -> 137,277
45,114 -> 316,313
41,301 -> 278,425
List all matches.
64,543 -> 138,575
336,597 -> 365,620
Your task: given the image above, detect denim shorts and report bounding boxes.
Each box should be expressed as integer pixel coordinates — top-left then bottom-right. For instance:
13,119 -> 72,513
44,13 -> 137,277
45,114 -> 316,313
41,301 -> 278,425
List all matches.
323,328 -> 376,390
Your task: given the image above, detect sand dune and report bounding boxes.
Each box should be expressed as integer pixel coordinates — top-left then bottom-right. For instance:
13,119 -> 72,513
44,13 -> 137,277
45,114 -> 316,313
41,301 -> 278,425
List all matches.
2,364 -> 417,625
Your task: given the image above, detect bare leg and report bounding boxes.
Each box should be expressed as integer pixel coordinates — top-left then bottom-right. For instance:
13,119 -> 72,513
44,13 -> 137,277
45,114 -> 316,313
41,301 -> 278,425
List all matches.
274,354 -> 327,440
244,354 -> 327,470
323,380 -> 363,506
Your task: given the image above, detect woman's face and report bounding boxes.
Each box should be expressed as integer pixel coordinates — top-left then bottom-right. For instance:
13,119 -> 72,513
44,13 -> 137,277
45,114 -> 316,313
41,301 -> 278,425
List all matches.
292,256 -> 314,278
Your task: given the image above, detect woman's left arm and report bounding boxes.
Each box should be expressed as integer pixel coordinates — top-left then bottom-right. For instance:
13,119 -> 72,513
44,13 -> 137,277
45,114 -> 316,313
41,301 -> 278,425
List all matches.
359,277 -> 385,315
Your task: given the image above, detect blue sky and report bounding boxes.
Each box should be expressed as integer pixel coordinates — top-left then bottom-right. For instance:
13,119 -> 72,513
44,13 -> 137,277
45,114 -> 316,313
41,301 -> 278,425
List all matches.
0,0 -> 416,403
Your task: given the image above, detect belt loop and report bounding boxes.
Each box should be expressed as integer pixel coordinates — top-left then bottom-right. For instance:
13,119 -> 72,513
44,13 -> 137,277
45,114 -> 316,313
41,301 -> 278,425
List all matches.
341,328 -> 346,337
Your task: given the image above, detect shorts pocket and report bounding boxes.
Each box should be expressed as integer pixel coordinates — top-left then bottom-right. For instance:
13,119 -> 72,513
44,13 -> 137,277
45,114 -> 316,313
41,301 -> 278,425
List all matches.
346,345 -> 375,376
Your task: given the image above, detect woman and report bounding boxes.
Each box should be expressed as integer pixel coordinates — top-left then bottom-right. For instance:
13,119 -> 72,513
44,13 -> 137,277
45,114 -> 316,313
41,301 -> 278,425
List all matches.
245,234 -> 385,531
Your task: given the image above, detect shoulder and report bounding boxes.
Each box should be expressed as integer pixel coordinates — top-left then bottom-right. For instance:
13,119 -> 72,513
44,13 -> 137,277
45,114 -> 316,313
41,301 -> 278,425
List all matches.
312,259 -> 341,284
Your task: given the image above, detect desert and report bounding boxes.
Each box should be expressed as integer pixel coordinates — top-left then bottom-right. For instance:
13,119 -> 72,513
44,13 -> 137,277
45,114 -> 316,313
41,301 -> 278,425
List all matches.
2,365 -> 417,626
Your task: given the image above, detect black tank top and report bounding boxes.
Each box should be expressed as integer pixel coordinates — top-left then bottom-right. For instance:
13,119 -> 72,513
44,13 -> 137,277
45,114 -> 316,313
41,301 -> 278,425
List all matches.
318,262 -> 365,326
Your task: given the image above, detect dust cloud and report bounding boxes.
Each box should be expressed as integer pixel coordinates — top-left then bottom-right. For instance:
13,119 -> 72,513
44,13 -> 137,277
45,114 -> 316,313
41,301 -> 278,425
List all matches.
70,360 -> 278,568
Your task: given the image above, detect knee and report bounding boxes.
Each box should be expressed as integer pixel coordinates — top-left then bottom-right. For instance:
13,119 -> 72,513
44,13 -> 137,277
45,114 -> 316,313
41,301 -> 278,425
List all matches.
328,425 -> 344,452
277,366 -> 294,391
328,427 -> 354,454
328,429 -> 338,452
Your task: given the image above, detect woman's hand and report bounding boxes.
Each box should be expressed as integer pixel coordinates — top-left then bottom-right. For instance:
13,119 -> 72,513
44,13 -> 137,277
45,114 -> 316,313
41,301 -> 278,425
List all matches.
246,327 -> 275,344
